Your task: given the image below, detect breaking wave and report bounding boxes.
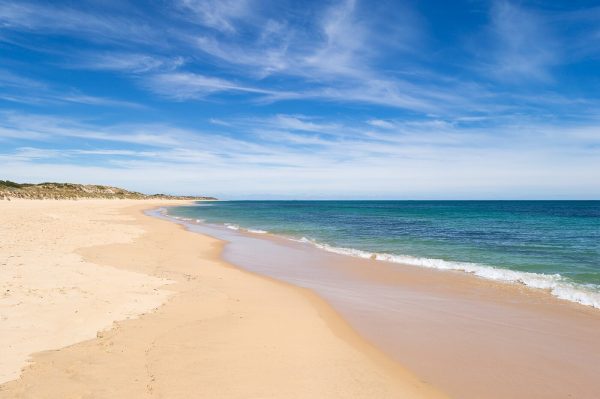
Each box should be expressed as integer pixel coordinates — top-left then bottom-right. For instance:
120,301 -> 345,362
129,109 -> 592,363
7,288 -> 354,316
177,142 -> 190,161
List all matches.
292,237 -> 600,309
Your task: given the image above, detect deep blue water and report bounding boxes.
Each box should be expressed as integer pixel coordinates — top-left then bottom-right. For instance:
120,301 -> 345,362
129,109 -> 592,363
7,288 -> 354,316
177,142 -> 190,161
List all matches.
168,201 -> 600,307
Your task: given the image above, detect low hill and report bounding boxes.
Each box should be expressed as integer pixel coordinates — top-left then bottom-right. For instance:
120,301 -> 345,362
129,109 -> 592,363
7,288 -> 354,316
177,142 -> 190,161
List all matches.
0,180 -> 216,201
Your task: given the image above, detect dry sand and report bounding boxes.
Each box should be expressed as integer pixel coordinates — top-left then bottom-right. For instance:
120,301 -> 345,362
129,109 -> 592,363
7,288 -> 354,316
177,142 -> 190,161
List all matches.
0,199 -> 175,384
0,200 -> 444,398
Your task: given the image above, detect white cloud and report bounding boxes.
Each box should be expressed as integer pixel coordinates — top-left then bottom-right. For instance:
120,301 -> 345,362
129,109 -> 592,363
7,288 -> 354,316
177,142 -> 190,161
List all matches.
0,1 -> 162,46
485,1 -> 560,81
0,69 -> 143,108
182,0 -> 457,113
0,112 -> 181,147
176,0 -> 251,33
59,93 -> 145,109
1,1 -> 600,199
367,119 -> 394,129
73,53 -> 185,73
144,72 -> 280,99
303,0 -> 368,77
1,111 -> 599,198
0,69 -> 47,89
0,1 -> 500,114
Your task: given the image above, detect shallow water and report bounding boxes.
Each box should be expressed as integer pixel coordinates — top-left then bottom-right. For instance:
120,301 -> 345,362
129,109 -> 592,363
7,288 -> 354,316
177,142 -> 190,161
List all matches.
167,200 -> 600,308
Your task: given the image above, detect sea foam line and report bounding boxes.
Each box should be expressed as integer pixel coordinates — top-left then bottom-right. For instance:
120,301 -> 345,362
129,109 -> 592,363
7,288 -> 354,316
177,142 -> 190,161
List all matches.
224,223 -> 267,234
224,223 -> 240,231
247,228 -> 268,234
292,237 -> 600,309
166,210 -> 600,310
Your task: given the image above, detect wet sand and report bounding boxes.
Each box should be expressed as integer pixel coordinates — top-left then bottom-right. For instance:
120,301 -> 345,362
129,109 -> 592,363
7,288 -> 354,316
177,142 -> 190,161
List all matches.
0,200 -> 443,399
173,215 -> 600,399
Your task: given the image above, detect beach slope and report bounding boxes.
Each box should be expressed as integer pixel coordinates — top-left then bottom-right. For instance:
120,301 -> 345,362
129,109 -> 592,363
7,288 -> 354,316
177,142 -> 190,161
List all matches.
0,200 -> 443,398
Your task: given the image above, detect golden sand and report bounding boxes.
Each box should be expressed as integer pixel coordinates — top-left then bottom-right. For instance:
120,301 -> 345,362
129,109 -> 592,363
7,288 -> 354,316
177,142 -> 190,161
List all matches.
0,200 -> 443,398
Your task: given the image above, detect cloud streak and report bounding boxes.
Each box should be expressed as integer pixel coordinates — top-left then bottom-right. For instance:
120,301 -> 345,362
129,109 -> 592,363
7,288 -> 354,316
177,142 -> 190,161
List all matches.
1,110 -> 598,197
176,0 -> 252,34
483,1 -> 560,82
1,1 -> 600,197
0,0 -> 165,46
3,0 -> 597,115
144,72 -> 282,100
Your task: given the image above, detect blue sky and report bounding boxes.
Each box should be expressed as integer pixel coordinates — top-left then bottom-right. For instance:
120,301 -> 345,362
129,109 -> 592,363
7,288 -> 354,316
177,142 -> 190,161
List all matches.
1,0 -> 599,199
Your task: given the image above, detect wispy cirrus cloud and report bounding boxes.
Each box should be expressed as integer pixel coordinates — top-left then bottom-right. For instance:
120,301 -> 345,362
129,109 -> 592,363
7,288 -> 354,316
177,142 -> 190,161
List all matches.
0,69 -> 47,89
0,111 -> 180,147
71,52 -> 185,73
169,0 -> 454,112
1,110 -> 599,198
4,0 -> 590,117
303,0 -> 369,77
2,1 -> 600,198
367,119 -> 394,129
0,1 -> 163,46
1,0 -> 448,112
481,1 -> 560,82
144,72 -> 283,100
0,69 -> 144,108
175,0 -> 252,34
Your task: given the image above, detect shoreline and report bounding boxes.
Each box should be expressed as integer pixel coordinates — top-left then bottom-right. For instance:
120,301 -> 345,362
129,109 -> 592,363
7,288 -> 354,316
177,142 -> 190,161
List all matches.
0,200 -> 444,398
162,207 -> 600,399
170,214 -> 600,310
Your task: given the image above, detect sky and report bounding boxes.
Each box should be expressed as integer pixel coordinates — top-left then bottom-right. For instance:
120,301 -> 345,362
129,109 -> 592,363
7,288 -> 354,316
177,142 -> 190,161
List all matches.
0,0 -> 599,199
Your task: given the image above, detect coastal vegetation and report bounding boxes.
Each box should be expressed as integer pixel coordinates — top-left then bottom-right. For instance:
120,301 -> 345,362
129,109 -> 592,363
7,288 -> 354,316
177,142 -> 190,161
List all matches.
0,180 -> 216,200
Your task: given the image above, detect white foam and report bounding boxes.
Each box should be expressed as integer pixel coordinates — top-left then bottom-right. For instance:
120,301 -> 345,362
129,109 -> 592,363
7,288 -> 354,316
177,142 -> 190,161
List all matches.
247,228 -> 268,234
164,212 -> 600,310
295,238 -> 600,309
292,236 -> 313,243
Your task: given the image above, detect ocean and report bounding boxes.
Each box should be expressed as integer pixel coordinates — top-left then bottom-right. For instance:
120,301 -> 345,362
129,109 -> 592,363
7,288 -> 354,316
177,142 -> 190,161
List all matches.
167,200 -> 600,308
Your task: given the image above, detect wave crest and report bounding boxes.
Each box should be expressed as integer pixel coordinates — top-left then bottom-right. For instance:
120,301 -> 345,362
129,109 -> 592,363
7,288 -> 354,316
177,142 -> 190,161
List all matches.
295,237 -> 600,309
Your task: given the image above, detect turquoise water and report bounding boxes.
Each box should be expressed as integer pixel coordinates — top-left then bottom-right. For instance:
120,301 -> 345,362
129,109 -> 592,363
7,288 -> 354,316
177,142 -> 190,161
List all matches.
168,201 -> 600,307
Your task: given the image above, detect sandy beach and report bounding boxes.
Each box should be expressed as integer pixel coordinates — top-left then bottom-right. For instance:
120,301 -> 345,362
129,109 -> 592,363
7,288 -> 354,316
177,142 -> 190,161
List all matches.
170,205 -> 600,399
3,1 -> 599,397
0,200 -> 443,398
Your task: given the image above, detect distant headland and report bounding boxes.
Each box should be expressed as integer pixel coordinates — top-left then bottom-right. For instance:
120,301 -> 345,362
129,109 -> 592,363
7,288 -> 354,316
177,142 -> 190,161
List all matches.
0,180 -> 216,201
